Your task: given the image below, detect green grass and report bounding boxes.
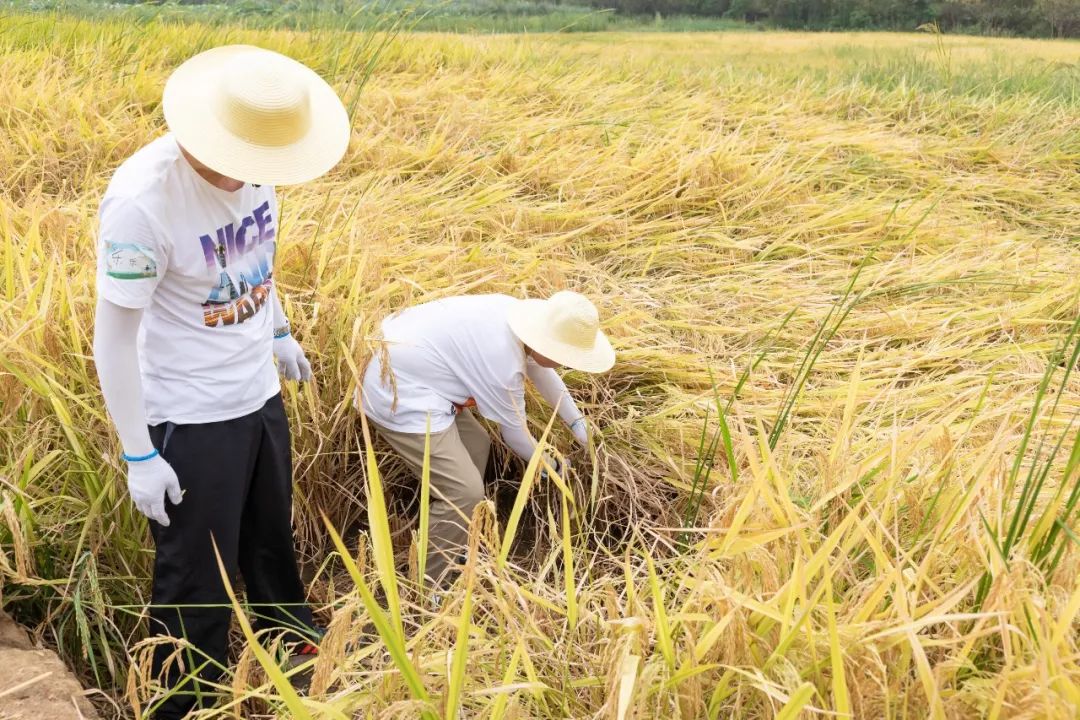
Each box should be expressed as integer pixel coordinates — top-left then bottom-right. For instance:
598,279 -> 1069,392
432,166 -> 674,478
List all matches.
1,0 -> 760,33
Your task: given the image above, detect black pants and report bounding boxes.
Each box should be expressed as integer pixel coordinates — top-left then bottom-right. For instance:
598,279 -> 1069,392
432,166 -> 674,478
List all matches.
147,393 -> 317,719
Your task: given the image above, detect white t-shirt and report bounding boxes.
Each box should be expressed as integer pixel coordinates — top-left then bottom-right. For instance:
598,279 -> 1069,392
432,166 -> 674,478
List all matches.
96,135 -> 280,425
361,294 -> 528,433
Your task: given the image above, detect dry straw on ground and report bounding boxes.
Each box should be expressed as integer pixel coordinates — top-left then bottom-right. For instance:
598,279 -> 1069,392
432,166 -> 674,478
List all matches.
0,13 -> 1078,719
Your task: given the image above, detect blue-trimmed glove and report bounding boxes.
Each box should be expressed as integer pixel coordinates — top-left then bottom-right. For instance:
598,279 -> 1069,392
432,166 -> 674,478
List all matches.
127,454 -> 182,527
540,456 -> 570,482
274,333 -> 313,382
569,417 -> 589,446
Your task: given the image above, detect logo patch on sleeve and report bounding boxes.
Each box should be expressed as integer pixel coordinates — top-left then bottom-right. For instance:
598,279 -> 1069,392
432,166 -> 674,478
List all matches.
105,241 -> 157,280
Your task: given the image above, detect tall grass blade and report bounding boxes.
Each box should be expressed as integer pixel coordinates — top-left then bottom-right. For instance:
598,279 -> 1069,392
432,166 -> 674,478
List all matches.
321,514 -> 435,716
498,410 -> 559,569
775,682 -> 816,720
417,416 -> 432,591
356,407 -> 405,642
561,488 -> 578,631
209,539 -> 323,720
445,518 -> 477,719
644,549 -> 675,671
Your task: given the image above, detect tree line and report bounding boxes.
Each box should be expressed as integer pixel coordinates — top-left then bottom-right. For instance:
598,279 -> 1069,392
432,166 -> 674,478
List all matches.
586,0 -> 1080,37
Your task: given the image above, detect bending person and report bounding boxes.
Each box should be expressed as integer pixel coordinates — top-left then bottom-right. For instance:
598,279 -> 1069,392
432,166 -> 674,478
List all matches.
93,46 -> 349,719
360,291 -> 615,585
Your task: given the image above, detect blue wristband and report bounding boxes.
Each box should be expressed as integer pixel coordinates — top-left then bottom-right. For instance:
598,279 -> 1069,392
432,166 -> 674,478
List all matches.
570,417 -> 586,430
123,449 -> 159,463
274,329 -> 291,340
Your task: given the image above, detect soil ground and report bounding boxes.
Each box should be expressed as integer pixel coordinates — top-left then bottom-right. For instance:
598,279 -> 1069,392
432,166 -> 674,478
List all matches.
0,611 -> 99,720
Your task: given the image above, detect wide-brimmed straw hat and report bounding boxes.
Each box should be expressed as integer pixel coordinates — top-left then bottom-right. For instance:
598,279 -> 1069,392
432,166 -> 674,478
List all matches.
508,291 -> 615,373
163,45 -> 349,186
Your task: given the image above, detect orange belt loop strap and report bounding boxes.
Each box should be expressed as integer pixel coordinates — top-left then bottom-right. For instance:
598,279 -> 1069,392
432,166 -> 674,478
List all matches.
452,397 -> 477,412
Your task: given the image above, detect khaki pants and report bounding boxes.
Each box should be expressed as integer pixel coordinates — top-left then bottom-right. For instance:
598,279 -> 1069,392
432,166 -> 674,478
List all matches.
370,409 -> 491,585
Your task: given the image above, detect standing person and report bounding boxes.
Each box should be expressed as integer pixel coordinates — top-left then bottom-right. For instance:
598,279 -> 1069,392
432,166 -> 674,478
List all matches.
92,46 -> 350,718
360,291 -> 615,585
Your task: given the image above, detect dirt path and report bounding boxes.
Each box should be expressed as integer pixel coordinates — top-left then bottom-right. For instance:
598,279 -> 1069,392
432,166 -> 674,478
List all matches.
0,611 -> 100,720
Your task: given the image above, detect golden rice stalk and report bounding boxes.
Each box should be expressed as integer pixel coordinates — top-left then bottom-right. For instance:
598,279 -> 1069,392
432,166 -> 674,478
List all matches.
310,599 -> 356,696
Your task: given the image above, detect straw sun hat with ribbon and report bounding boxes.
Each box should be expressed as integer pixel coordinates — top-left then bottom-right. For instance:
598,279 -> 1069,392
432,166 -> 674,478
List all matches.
508,291 -> 616,374
163,45 -> 350,186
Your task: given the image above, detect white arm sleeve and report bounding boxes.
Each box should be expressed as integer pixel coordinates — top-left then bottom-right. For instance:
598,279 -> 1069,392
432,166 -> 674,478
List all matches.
500,421 -> 558,470
271,283 -> 287,328
93,298 -> 155,456
500,421 -> 538,463
526,359 -> 584,426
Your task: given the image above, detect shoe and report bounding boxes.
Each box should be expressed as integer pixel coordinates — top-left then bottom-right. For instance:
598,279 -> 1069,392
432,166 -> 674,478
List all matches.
282,635 -> 322,694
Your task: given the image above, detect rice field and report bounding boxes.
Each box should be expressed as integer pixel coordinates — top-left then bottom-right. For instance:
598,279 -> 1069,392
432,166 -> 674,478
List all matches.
1,12 -> 1079,719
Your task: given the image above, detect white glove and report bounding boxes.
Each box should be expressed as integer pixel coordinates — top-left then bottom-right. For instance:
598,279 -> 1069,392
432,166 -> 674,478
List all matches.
127,455 -> 183,527
274,334 -> 313,381
541,455 -> 570,482
569,417 -> 589,446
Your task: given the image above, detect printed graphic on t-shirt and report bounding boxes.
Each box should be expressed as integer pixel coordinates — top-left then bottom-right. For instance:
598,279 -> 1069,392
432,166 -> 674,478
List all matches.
198,200 -> 276,328
105,241 -> 157,280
